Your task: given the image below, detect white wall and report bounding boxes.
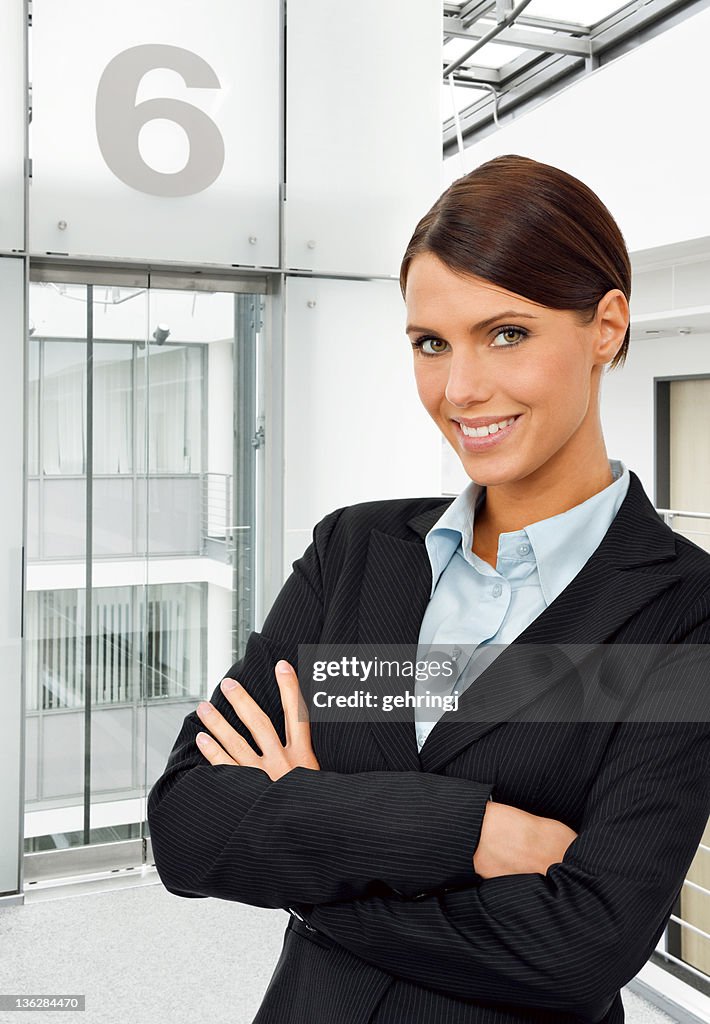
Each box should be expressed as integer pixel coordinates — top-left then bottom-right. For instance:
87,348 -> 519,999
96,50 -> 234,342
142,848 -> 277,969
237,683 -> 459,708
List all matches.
283,276 -> 441,573
285,0 -> 441,277
603,256 -> 710,502
443,5 -> 710,254
281,0 -> 444,571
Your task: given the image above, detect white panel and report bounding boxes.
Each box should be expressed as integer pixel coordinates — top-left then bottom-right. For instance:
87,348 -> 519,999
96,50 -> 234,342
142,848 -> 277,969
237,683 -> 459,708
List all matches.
674,261 -> 710,310
284,277 -> 440,537
599,326 -> 710,506
630,268 -> 674,317
30,0 -> 280,266
286,0 -> 441,277
442,5 -> 710,254
0,0 -> 25,251
0,257 -> 24,894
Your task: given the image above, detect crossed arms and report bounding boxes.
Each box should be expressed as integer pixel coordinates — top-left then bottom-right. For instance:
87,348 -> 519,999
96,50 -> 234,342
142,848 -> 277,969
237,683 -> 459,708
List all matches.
147,506 -> 710,1020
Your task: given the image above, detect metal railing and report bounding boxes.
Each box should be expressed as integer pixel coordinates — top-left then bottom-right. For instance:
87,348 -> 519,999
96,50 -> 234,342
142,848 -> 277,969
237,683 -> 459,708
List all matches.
657,507 -> 710,555
655,506 -> 710,989
201,472 -> 233,560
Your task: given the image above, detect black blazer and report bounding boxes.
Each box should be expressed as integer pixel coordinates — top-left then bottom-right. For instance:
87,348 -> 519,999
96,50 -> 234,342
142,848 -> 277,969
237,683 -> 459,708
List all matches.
147,469 -> 710,1024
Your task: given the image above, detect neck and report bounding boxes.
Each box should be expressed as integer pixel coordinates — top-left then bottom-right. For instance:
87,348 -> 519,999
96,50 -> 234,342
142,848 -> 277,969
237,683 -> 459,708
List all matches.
471,441 -> 614,557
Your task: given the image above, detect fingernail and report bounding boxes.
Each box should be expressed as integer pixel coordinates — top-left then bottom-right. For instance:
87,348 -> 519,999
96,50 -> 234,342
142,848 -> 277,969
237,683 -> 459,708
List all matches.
196,733 -> 211,746
222,678 -> 239,691
276,660 -> 291,674
197,701 -> 213,715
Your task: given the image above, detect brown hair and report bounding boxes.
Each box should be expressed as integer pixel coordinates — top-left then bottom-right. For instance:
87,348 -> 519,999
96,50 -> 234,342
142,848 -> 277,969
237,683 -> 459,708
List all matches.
400,154 -> 631,370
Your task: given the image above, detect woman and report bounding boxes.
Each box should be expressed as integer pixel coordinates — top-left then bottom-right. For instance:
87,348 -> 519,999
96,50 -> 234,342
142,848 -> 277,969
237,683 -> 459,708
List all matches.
148,155 -> 710,1024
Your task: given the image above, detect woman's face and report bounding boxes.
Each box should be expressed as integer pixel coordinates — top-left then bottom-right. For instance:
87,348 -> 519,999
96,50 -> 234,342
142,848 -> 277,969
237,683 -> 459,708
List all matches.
404,252 -> 627,488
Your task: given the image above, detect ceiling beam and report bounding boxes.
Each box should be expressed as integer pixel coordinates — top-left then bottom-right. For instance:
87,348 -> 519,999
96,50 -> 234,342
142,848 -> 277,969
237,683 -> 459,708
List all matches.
443,0 -> 536,76
442,0 -> 710,156
443,18 -> 591,56
587,0 -> 701,55
514,15 -> 592,34
457,0 -> 497,28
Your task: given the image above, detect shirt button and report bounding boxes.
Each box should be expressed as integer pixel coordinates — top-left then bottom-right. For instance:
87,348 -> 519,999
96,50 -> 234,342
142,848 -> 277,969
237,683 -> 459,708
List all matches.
492,582 -> 503,598
517,543 -> 530,555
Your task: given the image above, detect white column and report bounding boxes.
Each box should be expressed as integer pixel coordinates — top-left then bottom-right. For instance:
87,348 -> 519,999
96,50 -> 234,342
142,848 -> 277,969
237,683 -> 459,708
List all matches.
0,257 -> 25,897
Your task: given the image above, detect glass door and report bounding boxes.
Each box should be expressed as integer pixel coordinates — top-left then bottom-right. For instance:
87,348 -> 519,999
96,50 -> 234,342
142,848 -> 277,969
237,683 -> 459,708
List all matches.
24,269 -> 265,884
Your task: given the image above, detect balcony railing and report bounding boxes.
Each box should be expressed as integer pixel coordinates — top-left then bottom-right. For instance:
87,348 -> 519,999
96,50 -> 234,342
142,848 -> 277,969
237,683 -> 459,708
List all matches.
657,507 -> 710,555
201,472 -> 234,563
655,506 -> 710,987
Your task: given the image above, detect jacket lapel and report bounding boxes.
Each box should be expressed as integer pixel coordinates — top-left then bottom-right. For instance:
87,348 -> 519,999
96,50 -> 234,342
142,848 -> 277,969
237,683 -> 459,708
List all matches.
356,524 -> 442,770
357,471 -> 682,774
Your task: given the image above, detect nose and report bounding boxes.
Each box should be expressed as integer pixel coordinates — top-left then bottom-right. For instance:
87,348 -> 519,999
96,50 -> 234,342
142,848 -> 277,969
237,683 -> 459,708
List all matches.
444,345 -> 494,408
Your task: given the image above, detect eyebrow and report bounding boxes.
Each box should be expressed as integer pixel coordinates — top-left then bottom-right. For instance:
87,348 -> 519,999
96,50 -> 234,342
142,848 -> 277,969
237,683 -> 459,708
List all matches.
406,311 -> 540,336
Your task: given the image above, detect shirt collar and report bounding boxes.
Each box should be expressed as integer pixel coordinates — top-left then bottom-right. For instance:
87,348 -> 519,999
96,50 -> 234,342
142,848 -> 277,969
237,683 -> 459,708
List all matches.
425,459 -> 630,604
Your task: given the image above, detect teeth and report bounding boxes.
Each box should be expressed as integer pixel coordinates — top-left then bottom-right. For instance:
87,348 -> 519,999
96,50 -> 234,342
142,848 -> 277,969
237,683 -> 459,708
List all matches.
460,417 -> 517,438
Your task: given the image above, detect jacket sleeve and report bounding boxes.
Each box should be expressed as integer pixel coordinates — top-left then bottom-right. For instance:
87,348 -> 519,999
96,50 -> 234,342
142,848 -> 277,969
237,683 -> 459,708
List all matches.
147,504 -> 494,908
305,629 -> 710,1020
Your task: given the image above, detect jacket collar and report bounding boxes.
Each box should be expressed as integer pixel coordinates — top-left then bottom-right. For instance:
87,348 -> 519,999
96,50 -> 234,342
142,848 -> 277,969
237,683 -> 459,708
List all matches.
357,470 -> 681,773
407,468 -> 674,570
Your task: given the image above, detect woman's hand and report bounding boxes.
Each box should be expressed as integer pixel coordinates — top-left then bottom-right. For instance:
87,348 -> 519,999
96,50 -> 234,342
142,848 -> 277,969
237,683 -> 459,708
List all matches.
194,660 -> 320,781
473,801 -> 578,879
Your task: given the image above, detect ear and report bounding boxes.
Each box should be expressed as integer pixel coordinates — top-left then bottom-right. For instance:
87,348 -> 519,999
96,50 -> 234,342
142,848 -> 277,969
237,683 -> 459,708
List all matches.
593,289 -> 629,366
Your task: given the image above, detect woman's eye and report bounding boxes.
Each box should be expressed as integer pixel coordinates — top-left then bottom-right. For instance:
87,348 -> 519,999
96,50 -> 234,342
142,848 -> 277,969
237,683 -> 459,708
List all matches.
411,327 -> 528,356
411,336 -> 448,357
491,326 -> 528,348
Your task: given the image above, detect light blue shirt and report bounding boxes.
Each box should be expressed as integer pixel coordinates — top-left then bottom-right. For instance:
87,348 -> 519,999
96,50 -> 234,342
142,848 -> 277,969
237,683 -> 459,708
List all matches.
414,459 -> 630,751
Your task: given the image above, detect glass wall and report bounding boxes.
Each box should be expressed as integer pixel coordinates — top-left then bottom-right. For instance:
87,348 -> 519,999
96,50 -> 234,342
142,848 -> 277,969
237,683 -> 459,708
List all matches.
24,272 -> 264,872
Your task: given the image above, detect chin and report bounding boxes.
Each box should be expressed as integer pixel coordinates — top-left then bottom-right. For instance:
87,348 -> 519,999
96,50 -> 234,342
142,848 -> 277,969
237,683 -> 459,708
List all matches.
458,455 -> 526,488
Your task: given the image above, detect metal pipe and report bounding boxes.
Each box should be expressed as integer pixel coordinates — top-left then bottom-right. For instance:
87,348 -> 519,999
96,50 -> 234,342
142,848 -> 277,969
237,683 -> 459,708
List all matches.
475,82 -> 500,125
448,73 -> 466,166
443,0 -> 536,77
667,913 -> 710,944
658,508 -> 710,520
445,76 -> 500,134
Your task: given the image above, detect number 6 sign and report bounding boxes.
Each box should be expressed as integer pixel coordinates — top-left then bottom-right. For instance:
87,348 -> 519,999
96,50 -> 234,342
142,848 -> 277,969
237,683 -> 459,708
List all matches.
95,44 -> 225,198
30,0 -> 280,265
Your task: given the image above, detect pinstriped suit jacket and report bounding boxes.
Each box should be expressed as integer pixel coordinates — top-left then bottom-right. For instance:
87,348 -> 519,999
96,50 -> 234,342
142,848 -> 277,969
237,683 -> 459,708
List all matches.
147,469 -> 710,1024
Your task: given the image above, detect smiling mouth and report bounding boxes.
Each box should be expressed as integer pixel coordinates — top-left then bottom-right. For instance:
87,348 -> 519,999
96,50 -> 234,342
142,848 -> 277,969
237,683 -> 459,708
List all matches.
455,415 -> 521,438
